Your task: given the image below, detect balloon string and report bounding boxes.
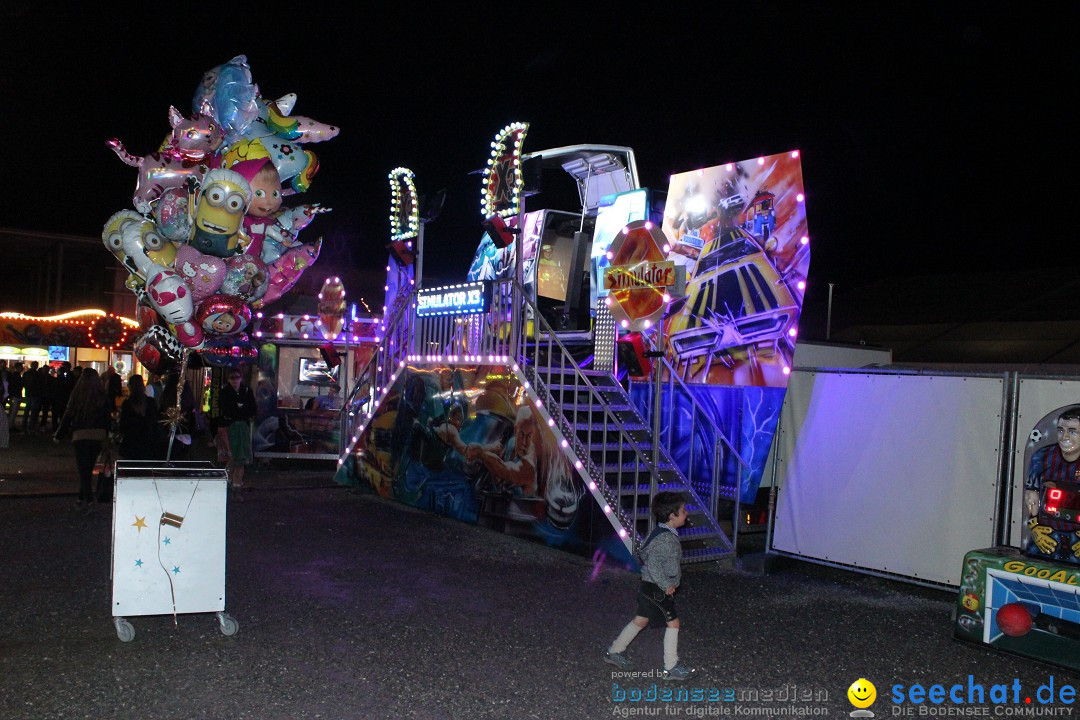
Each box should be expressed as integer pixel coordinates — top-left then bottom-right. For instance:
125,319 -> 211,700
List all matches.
164,349 -> 190,462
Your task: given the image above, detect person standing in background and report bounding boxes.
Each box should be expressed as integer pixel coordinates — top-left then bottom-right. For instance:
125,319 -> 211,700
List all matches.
38,364 -> 55,432
51,362 -> 74,433
0,360 -> 9,448
217,369 -> 256,499
105,369 -> 124,411
6,362 -> 24,432
54,369 -> 112,514
22,361 -> 43,433
119,375 -> 162,461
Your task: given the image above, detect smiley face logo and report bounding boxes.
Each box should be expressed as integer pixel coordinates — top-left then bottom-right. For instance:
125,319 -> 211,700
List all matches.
848,678 -> 877,709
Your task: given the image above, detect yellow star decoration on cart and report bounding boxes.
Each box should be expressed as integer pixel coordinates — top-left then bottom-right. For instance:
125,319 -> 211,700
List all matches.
132,516 -> 147,533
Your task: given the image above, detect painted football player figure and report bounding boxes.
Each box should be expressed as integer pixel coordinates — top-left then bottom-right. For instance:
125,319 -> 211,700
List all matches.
1025,407 -> 1080,562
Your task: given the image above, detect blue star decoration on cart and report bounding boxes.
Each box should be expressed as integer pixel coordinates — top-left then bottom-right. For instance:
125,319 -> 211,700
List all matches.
163,537 -> 171,545
135,559 -> 143,568
173,566 -> 181,575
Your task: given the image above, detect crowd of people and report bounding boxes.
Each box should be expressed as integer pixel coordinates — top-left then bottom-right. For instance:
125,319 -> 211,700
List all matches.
0,359 -> 211,513
1,359 -> 78,444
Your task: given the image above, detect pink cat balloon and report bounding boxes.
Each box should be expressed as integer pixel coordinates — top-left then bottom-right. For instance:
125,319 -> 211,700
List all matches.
108,107 -> 222,214
144,267 -> 194,325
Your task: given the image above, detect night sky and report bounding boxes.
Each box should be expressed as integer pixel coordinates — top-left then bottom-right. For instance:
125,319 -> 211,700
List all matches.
1,5 -> 1074,334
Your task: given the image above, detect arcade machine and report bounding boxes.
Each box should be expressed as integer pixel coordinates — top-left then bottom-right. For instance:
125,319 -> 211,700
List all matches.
954,410 -> 1080,671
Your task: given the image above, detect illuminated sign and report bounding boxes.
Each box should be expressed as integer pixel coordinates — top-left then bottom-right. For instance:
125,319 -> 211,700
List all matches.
604,220 -> 675,332
49,345 -> 70,362
481,123 -> 529,219
604,261 -> 676,291
417,282 -> 490,317
389,167 -> 419,241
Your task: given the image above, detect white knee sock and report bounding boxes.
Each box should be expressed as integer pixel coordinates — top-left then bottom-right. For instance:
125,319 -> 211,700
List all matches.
610,622 -> 644,653
663,627 -> 680,670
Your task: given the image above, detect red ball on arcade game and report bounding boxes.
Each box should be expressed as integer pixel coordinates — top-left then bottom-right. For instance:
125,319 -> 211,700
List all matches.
995,603 -> 1033,638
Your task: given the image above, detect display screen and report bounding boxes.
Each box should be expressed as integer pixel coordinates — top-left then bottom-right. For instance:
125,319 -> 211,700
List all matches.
297,358 -> 339,386
536,212 -> 583,303
1045,486 -> 1080,514
49,345 -> 69,362
591,189 -> 649,306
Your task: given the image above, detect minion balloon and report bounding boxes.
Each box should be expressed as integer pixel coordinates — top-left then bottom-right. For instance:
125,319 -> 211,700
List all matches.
124,216 -> 178,274
190,168 -> 251,258
102,210 -> 146,288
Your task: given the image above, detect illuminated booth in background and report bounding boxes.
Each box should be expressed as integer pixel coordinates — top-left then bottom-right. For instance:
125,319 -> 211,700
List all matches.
248,309 -> 378,460
0,310 -> 142,374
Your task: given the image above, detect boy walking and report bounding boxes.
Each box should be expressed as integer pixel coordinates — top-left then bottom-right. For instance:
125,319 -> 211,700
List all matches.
604,491 -> 696,681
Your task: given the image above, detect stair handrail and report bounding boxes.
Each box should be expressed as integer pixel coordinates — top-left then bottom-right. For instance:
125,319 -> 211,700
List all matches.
339,289 -> 415,459
632,353 -> 751,548
505,279 -> 731,556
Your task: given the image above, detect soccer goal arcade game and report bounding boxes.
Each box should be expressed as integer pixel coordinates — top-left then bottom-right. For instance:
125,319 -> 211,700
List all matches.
339,125 -> 810,563
953,389 -> 1080,673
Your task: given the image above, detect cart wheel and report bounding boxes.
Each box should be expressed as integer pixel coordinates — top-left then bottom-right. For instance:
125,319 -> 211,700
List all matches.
114,618 -> 135,643
217,612 -> 239,636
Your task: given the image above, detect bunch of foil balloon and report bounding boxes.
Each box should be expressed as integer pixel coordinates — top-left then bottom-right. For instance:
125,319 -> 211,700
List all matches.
102,55 -> 338,372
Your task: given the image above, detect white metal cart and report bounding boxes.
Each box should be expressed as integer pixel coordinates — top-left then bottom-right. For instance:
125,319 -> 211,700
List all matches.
110,460 -> 238,641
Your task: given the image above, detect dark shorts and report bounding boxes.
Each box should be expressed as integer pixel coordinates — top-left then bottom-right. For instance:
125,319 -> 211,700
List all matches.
636,581 -> 678,628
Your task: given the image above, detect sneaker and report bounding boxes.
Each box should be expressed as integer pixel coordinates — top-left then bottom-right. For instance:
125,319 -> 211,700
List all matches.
603,650 -> 631,670
662,664 -> 696,682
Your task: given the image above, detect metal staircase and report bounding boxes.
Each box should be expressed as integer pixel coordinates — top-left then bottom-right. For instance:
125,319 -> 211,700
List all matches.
338,279 -> 737,564
536,363 -> 735,563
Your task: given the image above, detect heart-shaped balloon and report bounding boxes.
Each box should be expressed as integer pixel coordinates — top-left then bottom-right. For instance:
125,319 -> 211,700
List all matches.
174,245 -> 227,303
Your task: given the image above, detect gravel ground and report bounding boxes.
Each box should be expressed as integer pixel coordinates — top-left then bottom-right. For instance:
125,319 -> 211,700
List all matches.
2,484 -> 1078,720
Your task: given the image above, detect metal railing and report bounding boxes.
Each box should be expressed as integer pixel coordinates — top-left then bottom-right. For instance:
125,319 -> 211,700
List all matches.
341,278 -> 732,557
629,357 -> 750,544
339,290 -> 414,453
506,280 -> 729,554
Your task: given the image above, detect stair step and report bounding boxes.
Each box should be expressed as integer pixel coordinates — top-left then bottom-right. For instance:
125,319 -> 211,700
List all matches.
573,420 -> 649,433
546,380 -> 626,394
557,403 -> 635,416
681,546 -> 735,563
616,482 -> 686,496
678,526 -> 727,541
538,369 -> 622,386
600,461 -> 676,476
590,441 -> 653,453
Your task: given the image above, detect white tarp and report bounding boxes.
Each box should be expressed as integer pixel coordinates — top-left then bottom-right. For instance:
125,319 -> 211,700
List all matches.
771,371 -> 1004,586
